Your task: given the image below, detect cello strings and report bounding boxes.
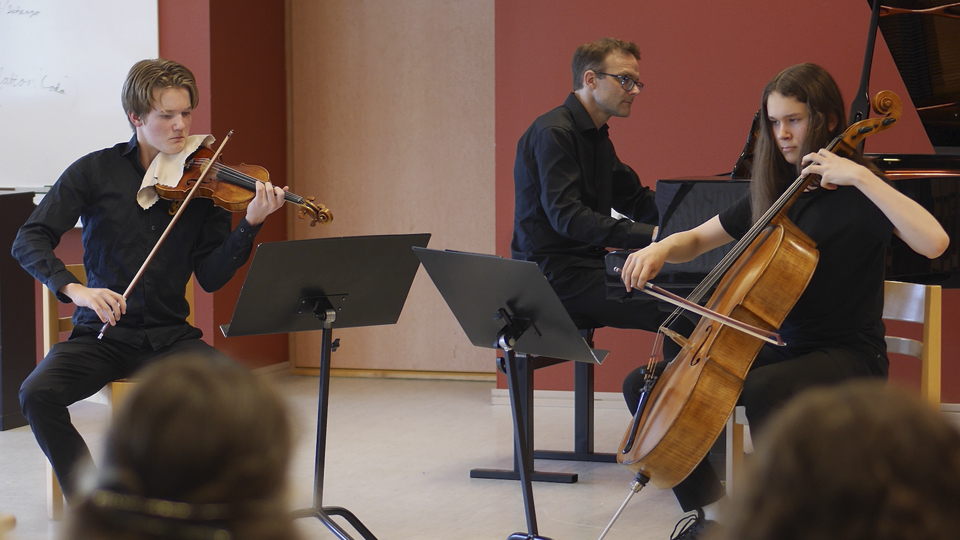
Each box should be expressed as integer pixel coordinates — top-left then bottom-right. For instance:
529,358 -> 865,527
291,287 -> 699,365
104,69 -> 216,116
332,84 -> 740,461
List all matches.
652,135 -> 840,354
681,137 -> 833,305
643,119 -> 886,384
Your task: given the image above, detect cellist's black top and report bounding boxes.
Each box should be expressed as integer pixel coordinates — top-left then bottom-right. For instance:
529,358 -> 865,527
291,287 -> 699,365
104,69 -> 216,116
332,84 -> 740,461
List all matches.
719,186 -> 893,371
12,135 -> 262,349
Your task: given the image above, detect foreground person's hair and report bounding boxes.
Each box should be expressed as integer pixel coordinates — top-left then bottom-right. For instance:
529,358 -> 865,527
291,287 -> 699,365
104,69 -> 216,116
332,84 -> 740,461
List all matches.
64,355 -> 296,540
717,381 -> 960,540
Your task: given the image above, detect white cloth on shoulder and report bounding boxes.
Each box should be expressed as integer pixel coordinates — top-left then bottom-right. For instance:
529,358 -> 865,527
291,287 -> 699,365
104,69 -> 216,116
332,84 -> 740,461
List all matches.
137,134 -> 216,209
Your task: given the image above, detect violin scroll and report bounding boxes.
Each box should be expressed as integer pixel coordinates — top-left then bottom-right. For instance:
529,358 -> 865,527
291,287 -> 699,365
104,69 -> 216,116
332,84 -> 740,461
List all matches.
298,196 -> 333,226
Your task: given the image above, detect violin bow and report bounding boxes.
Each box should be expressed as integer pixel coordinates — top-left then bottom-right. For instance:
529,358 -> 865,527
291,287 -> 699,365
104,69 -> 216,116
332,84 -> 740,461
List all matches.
97,131 -> 234,340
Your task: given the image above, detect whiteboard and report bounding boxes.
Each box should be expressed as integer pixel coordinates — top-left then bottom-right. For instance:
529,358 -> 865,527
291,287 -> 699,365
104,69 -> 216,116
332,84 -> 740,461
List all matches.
0,0 -> 158,190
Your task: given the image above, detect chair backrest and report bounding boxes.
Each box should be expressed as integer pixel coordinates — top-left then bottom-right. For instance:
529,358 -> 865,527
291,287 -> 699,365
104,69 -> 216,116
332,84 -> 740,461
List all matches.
42,265 -> 86,355
42,264 -> 196,354
882,280 -> 941,407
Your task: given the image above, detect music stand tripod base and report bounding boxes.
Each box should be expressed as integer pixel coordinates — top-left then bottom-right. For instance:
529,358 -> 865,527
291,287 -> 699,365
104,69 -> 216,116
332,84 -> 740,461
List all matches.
415,248 -> 607,540
222,234 -> 431,540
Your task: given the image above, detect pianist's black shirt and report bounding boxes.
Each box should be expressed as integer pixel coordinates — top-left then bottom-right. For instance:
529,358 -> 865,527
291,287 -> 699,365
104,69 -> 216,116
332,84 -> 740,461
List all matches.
511,93 -> 657,300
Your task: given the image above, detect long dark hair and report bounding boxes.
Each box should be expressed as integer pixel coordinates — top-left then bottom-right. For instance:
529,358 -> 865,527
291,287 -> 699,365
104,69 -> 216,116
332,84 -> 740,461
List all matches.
64,355 -> 296,540
749,63 -> 847,222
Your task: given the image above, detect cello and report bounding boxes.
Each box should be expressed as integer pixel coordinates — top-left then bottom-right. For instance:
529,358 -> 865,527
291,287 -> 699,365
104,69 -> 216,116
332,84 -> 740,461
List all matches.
598,90 -> 903,537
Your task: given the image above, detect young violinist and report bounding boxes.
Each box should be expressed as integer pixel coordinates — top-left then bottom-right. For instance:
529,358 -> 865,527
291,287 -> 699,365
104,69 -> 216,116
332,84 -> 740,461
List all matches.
619,63 -> 949,539
12,58 -> 287,501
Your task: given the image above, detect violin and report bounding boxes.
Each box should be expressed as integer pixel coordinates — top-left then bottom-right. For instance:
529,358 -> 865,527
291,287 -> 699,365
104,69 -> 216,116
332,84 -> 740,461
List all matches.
155,146 -> 333,226
610,91 -> 902,499
97,133 -> 331,340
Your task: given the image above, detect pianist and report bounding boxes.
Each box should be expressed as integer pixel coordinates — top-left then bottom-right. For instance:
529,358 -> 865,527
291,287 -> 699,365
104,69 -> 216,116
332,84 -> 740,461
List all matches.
511,37 -> 686,338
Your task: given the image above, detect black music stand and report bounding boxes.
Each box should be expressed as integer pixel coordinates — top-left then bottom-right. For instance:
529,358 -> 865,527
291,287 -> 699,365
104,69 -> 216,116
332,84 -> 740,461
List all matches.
222,233 -> 430,540
414,248 -> 607,540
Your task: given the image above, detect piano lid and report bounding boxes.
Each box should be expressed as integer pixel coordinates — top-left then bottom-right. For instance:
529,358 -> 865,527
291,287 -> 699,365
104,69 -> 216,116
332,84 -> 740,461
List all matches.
675,3 -> 960,289
874,0 -> 960,153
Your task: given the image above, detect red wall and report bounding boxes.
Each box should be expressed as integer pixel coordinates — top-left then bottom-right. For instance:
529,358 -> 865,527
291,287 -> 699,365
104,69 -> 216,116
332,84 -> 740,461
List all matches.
158,0 -> 290,368
494,0 -> 960,403
206,0 -> 289,365
33,0 -> 289,370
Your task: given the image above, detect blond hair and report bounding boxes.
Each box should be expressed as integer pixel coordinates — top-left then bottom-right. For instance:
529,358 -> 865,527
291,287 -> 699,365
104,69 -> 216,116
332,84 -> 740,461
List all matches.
121,59 -> 199,129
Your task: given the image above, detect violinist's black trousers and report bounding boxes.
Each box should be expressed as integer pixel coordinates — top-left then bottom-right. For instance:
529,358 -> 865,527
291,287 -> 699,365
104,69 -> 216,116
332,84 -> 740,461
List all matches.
623,344 -> 887,512
19,334 -> 230,500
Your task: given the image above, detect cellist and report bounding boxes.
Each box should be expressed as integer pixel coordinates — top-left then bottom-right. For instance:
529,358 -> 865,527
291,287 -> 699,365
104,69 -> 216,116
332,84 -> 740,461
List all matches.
619,63 -> 948,539
12,58 -> 288,502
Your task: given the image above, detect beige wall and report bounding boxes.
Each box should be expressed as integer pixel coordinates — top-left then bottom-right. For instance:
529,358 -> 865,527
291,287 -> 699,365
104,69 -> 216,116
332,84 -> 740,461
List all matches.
288,0 -> 496,373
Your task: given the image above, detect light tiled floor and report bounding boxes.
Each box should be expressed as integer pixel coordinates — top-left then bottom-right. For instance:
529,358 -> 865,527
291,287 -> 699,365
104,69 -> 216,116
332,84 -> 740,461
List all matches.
0,373 -> 692,540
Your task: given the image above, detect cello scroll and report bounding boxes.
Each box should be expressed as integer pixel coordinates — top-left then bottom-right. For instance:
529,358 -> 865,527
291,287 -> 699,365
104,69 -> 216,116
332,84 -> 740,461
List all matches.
833,90 -> 902,157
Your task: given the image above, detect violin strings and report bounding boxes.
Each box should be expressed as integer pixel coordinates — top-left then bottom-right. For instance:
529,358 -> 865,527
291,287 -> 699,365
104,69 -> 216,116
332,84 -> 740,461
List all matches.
191,159 -> 302,204
203,160 -> 300,203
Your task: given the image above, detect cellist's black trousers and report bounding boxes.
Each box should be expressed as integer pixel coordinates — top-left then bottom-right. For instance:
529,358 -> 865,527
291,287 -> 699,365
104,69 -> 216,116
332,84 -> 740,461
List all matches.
18,333 -> 231,500
623,343 -> 886,512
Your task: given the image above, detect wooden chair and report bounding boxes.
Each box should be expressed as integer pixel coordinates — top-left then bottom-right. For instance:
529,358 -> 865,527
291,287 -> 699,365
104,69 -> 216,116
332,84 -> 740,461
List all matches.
0,512 -> 15,534
43,264 -> 195,519
724,280 -> 942,494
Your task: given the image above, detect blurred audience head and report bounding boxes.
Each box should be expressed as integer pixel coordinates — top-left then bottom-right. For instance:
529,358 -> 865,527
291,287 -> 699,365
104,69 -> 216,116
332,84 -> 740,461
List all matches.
717,380 -> 960,540
64,355 -> 296,540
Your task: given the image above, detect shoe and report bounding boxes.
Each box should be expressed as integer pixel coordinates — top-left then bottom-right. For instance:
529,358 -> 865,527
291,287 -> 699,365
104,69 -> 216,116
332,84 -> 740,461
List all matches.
670,509 -> 716,540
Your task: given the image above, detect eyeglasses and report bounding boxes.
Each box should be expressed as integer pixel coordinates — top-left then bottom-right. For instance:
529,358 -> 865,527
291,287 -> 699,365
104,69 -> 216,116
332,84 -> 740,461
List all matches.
595,72 -> 643,93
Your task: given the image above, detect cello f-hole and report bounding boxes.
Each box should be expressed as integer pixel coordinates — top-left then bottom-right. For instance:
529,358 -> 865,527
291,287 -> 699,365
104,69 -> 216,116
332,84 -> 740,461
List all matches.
689,325 -> 711,366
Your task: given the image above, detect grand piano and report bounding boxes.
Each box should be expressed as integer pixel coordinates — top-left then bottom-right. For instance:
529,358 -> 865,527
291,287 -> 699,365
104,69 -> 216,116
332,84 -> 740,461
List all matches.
654,0 -> 960,289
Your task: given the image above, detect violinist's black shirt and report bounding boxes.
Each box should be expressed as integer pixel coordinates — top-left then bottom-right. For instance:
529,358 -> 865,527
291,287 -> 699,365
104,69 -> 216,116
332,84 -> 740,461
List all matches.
511,93 -> 657,300
12,135 -> 262,349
